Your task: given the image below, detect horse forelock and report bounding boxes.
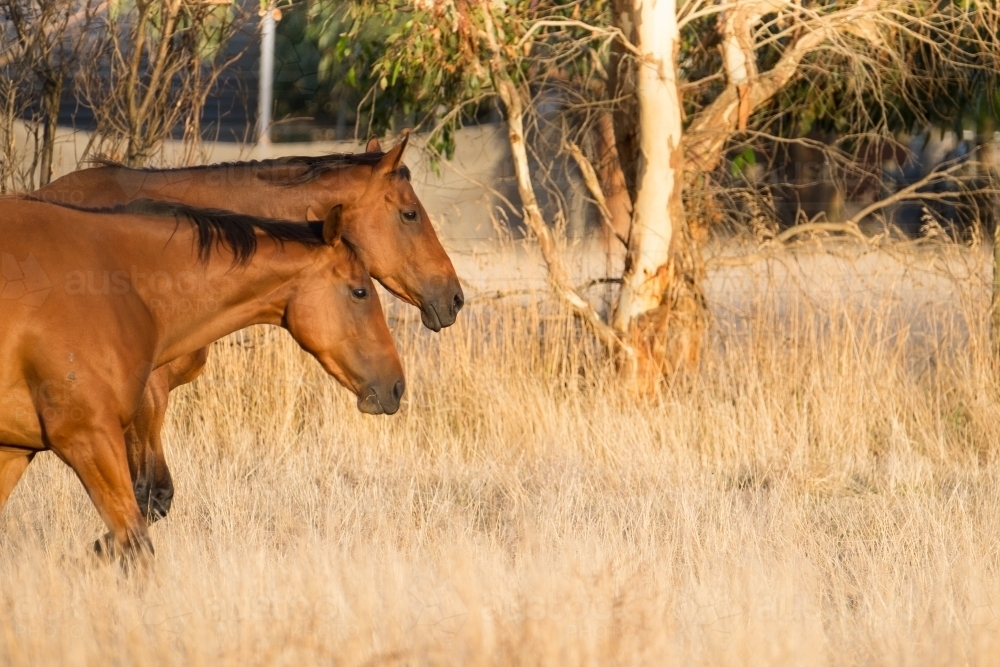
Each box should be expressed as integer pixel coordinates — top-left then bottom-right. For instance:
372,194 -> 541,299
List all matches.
388,164 -> 412,182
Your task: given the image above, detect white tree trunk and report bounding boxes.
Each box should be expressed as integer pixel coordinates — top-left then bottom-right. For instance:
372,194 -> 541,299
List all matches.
612,0 -> 686,332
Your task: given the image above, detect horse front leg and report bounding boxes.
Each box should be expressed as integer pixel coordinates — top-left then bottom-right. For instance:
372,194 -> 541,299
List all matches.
125,347 -> 210,524
126,365 -> 174,523
44,407 -> 153,565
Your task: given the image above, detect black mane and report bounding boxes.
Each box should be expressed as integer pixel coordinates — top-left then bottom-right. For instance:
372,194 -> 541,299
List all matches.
90,152 -> 411,185
44,198 -> 328,265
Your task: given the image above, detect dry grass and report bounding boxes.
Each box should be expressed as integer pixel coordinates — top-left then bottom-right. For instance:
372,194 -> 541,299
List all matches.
3,244 -> 1000,666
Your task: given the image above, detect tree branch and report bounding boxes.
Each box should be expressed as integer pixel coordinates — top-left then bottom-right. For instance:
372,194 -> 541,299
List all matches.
563,140 -> 627,247
515,19 -> 642,58
683,0 -> 882,174
481,5 -> 635,359
774,221 -> 868,244
841,160 -> 969,228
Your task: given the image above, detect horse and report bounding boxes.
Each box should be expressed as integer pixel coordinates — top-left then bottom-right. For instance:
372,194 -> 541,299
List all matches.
0,198 -> 403,561
34,135 -> 463,522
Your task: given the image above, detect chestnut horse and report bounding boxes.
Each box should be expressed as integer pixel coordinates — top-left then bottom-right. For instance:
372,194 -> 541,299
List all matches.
0,198 -> 403,560
35,135 -> 463,522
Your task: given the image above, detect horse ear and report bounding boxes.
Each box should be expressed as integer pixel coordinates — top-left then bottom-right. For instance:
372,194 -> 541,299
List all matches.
366,136 -> 382,153
377,130 -> 410,174
322,204 -> 344,245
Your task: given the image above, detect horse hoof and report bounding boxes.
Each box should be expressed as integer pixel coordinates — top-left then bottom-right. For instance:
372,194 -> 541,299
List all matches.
92,535 -> 114,563
91,533 -> 154,574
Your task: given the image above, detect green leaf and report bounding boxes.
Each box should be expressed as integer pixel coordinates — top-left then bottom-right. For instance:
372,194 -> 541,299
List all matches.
730,147 -> 757,177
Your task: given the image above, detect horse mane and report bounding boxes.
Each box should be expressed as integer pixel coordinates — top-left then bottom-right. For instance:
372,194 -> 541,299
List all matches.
88,152 -> 412,185
43,198 -> 330,266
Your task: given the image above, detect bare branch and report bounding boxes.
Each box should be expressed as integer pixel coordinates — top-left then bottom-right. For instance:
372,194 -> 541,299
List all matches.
684,0 -> 886,174
774,221 -> 869,244
842,161 -> 972,229
515,19 -> 642,58
482,5 -> 636,360
563,140 -> 627,247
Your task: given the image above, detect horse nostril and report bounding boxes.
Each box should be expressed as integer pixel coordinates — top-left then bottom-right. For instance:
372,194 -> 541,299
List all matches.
453,291 -> 464,315
392,380 -> 405,404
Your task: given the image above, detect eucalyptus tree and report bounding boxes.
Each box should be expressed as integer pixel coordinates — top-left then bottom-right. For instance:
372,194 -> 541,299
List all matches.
315,0 -> 1000,376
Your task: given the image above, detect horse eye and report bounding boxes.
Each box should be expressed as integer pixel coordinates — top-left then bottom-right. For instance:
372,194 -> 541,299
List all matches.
401,210 -> 418,223
351,288 -> 368,300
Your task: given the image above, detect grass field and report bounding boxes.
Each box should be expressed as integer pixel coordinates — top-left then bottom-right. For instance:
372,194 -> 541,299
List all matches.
2,243 -> 1000,666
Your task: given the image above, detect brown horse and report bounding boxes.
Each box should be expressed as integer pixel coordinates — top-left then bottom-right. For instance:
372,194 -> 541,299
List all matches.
0,197 -> 403,560
35,135 -> 463,522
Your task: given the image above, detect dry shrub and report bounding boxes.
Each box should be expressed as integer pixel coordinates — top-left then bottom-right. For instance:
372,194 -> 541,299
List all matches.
1,244 -> 999,666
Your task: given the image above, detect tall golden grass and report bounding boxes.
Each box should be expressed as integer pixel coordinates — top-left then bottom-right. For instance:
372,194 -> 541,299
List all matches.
2,244 -> 1000,666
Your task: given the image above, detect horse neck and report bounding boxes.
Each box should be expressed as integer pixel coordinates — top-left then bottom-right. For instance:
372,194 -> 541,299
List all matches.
147,238 -> 323,365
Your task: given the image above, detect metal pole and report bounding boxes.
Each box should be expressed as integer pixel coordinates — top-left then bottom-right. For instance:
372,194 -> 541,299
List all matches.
257,4 -> 275,147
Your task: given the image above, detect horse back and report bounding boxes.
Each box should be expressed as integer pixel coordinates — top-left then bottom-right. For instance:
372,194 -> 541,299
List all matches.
35,164 -> 318,220
35,166 -> 202,209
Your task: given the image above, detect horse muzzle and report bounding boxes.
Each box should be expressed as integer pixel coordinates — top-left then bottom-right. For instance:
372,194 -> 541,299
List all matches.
357,379 -> 405,415
420,282 -> 465,332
